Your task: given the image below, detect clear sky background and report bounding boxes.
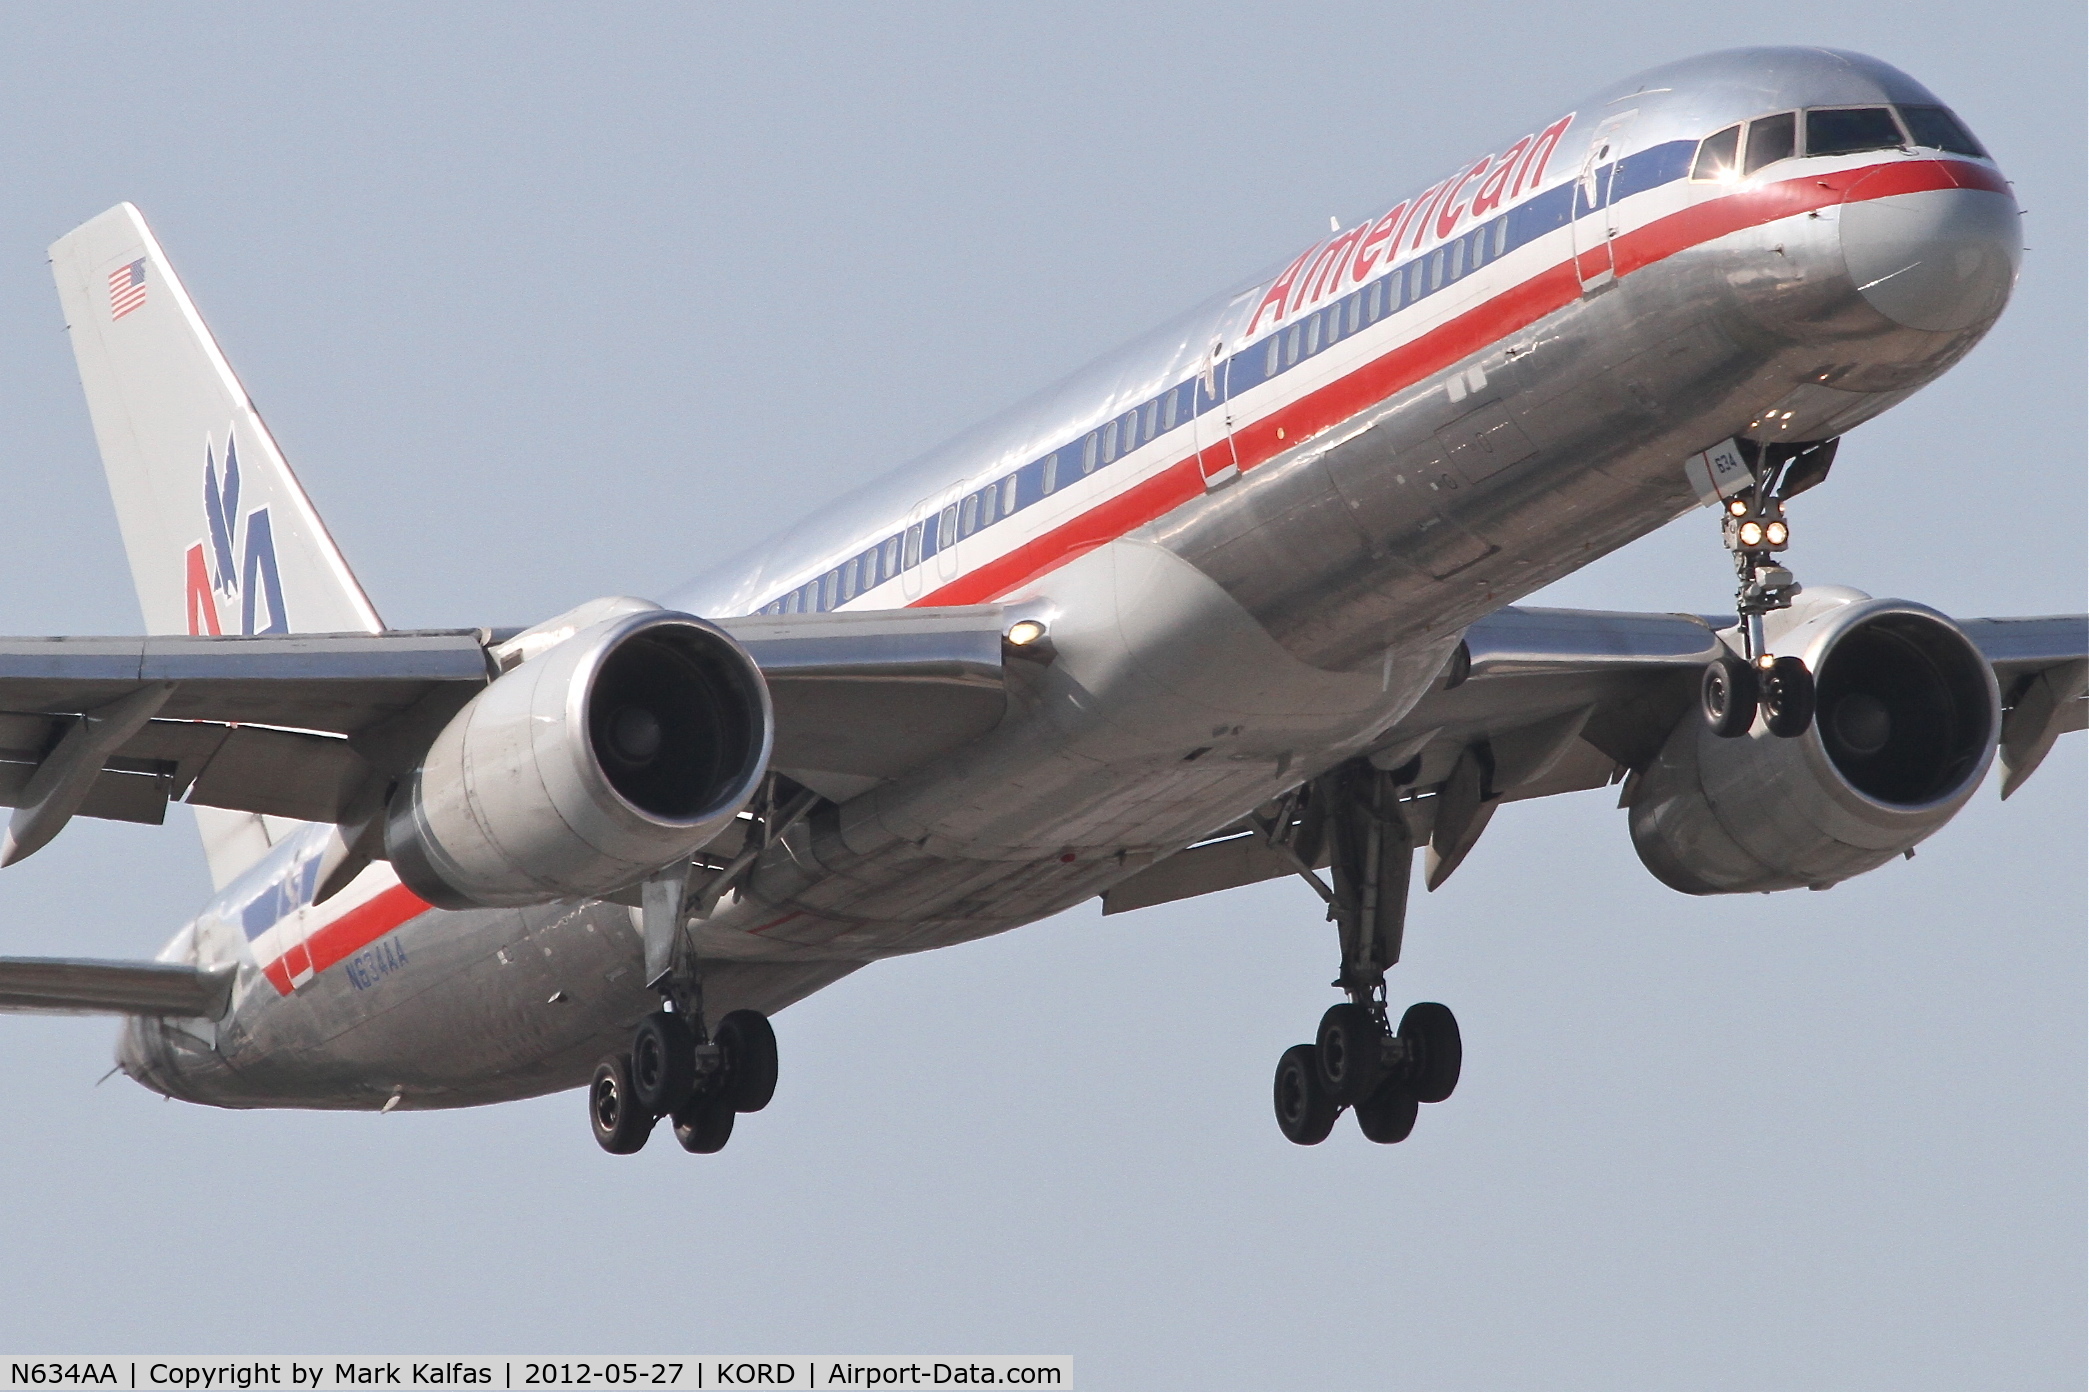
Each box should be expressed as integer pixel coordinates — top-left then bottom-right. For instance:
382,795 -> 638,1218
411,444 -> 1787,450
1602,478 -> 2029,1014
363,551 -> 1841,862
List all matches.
0,5 -> 2080,1389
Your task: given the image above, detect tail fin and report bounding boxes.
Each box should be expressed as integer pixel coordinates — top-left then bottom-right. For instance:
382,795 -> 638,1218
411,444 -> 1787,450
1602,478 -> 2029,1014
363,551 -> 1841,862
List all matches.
50,204 -> 384,885
50,203 -> 382,639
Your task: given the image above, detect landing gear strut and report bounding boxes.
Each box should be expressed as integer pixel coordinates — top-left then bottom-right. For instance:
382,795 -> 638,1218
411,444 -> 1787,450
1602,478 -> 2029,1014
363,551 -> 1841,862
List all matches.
1701,440 -> 1835,740
1258,761 -> 1462,1146
588,781 -> 810,1156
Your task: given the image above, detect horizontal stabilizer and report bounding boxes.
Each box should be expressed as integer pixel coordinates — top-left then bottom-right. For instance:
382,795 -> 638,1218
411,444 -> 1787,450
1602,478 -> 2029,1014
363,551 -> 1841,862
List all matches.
0,956 -> 233,1017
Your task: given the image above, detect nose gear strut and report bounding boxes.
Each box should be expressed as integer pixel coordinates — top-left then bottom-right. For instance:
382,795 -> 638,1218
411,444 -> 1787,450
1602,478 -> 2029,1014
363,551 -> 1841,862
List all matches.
1702,439 -> 1835,740
1256,760 -> 1463,1146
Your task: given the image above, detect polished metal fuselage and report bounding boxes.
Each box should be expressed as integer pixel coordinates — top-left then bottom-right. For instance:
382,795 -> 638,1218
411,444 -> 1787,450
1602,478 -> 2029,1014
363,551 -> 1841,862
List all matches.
121,46 -> 2019,1110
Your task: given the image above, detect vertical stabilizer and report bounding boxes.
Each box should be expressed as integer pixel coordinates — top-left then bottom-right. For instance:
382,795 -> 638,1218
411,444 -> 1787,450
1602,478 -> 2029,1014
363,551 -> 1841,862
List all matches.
50,203 -> 385,886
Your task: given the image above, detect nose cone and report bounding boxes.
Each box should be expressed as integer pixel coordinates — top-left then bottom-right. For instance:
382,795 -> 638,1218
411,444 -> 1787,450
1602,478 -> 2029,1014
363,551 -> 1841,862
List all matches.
1841,176 -> 2020,333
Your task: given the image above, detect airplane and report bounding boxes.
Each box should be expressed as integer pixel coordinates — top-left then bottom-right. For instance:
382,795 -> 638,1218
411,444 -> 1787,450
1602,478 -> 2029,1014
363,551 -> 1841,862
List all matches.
0,45 -> 2080,1155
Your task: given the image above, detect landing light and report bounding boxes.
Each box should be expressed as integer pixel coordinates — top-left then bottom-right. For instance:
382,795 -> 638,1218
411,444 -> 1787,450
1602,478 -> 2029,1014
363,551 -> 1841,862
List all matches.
1727,499 -> 1749,517
1006,619 -> 1049,647
1738,521 -> 1766,547
1765,521 -> 1789,546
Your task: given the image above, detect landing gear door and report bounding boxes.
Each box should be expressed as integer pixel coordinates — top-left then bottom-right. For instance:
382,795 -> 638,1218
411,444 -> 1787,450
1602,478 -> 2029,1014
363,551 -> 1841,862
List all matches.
1193,291 -> 1255,491
1572,112 -> 1636,293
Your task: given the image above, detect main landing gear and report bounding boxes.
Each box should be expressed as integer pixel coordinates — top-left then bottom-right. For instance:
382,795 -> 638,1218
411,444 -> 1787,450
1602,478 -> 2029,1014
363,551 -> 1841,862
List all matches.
1700,440 -> 1837,741
590,997 -> 777,1156
1257,761 -> 1462,1147
589,786 -> 818,1155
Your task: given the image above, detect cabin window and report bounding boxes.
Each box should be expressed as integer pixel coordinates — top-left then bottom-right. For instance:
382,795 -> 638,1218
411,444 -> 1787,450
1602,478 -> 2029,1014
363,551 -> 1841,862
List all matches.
883,535 -> 901,578
837,557 -> 855,600
1161,389 -> 1179,431
1409,260 -> 1425,298
1366,279 -> 1383,322
1043,454 -> 1059,494
1346,294 -> 1361,332
1081,432 -> 1098,473
1899,104 -> 1985,157
1284,324 -> 1301,366
1429,249 -> 1445,290
1806,106 -> 1904,157
958,494 -> 979,538
938,504 -> 959,550
904,522 -> 924,568
1743,111 -> 1796,175
1138,402 -> 1155,444
820,571 -> 837,611
1001,475 -> 1017,516
1692,124 -> 1742,181
1265,337 -> 1280,374
1494,218 -> 1508,256
1449,238 -> 1465,280
1305,314 -> 1321,356
782,589 -> 799,614
1100,419 -> 1118,464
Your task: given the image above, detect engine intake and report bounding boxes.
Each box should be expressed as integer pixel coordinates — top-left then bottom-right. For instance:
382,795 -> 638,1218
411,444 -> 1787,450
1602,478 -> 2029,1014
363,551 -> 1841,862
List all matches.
1631,593 -> 1997,894
386,605 -> 772,908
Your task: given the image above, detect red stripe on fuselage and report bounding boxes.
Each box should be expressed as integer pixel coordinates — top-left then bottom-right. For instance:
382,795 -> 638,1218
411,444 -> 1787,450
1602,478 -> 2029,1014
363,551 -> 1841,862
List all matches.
259,881 -> 432,996
915,159 -> 1996,608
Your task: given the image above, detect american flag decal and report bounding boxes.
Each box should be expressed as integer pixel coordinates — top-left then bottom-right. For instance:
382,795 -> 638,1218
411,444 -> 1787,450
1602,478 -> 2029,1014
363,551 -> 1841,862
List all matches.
108,258 -> 147,320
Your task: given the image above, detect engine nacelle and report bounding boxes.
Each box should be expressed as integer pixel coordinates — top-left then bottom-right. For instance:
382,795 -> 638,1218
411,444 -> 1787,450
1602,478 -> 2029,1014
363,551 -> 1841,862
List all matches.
385,604 -> 772,909
1630,592 -> 1998,894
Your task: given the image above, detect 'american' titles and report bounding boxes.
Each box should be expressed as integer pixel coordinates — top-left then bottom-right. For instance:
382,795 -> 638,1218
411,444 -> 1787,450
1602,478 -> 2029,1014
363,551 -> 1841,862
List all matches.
1243,112 -> 1575,340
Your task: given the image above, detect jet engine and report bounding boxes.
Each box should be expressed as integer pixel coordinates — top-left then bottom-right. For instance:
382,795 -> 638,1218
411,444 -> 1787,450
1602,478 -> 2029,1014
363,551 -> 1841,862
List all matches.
1630,593 -> 1998,894
385,605 -> 772,909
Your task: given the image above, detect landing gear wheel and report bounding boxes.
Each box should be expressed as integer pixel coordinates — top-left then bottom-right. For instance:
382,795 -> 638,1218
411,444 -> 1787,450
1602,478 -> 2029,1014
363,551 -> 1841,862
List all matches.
714,1009 -> 778,1112
1354,1080 -> 1419,1144
671,1090 -> 736,1153
1701,655 -> 1758,738
1399,1001 -> 1462,1104
589,1054 -> 654,1154
629,1011 -> 696,1114
1314,1003 -> 1385,1107
1273,1043 -> 1338,1146
1760,655 -> 1816,738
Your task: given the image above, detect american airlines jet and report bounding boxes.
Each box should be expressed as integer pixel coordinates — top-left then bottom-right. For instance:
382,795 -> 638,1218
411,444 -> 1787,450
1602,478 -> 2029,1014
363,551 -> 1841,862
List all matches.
2,47 -> 2080,1153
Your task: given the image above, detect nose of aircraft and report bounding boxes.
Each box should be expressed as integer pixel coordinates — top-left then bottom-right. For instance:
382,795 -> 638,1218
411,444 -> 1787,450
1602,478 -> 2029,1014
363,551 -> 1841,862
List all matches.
1840,174 -> 2021,333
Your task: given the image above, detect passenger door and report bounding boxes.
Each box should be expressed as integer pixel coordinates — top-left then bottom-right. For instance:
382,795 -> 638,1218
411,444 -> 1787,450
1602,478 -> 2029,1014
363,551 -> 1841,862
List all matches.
1571,112 -> 1637,293
1193,291 -> 1255,490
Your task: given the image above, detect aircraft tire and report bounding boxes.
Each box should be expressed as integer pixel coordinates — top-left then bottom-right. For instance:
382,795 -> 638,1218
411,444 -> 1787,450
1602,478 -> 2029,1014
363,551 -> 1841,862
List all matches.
1273,1044 -> 1338,1146
630,1011 -> 697,1114
1314,1003 -> 1385,1106
716,1009 -> 778,1112
590,1054 -> 654,1155
672,1092 -> 735,1154
1354,1080 -> 1419,1144
1701,655 -> 1758,738
1400,1001 -> 1462,1104
1761,656 -> 1816,738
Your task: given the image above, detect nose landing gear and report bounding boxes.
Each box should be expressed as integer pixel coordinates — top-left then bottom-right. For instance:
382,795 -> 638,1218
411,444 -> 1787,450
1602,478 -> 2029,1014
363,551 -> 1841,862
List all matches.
1258,761 -> 1463,1147
1701,440 -> 1835,740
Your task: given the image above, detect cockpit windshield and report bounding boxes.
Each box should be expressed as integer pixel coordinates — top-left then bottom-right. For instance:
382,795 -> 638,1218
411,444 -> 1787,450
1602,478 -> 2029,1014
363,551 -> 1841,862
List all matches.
1692,101 -> 1989,183
1899,104 -> 1987,158
1806,107 -> 1902,157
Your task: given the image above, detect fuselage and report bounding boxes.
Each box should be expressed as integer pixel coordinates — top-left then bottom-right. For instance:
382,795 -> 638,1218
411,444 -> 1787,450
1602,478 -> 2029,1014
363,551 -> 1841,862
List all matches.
120,47 -> 2021,1109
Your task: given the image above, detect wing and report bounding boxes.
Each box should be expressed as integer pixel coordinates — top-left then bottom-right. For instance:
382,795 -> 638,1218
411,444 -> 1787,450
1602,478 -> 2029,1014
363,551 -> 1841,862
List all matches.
0,607 -> 1017,863
1104,603 -> 2087,914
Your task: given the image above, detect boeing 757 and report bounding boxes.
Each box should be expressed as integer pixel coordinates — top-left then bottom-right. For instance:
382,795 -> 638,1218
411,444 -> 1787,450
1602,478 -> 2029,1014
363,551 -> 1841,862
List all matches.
2,46 -> 2080,1153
